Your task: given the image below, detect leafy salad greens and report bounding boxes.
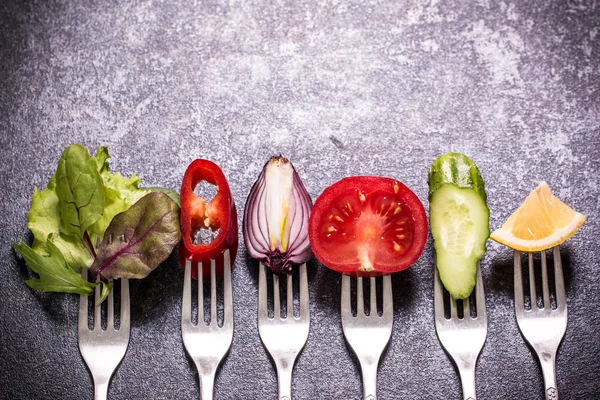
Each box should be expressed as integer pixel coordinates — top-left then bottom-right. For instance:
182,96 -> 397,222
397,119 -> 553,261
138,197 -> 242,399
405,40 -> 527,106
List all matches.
14,144 -> 181,303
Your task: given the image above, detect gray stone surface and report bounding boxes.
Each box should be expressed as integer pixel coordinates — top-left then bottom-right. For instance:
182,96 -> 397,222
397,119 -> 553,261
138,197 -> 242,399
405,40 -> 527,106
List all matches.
1,0 -> 599,399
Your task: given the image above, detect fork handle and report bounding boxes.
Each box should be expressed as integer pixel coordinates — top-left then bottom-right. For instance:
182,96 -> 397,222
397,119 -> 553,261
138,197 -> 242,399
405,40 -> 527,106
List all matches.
539,352 -> 558,400
457,362 -> 477,400
276,361 -> 293,400
200,372 -> 216,400
93,378 -> 109,400
360,360 -> 378,400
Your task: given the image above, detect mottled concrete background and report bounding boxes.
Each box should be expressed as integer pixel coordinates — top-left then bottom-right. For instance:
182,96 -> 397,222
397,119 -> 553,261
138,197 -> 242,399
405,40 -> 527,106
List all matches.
1,0 -> 599,399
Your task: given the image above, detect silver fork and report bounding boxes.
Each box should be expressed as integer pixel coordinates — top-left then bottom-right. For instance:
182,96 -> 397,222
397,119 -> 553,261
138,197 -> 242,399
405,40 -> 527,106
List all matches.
78,235 -> 131,400
514,246 -> 567,400
258,262 -> 310,400
434,263 -> 487,400
182,249 -> 233,400
341,275 -> 393,400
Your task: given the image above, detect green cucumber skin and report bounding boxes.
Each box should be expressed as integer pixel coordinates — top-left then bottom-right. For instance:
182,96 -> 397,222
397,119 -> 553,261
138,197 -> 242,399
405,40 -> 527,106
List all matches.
428,153 -> 487,202
428,153 -> 490,300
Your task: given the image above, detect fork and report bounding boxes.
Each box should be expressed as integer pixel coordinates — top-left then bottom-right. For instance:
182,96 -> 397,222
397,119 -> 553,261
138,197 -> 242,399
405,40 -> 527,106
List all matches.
341,275 -> 393,400
182,249 -> 233,400
78,234 -> 131,400
434,263 -> 487,400
514,246 -> 567,400
258,262 -> 310,400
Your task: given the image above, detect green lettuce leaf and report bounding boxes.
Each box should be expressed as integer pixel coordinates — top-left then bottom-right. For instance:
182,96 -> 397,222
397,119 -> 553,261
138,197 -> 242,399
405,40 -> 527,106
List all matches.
27,187 -> 94,272
55,144 -> 106,238
90,192 -> 181,280
87,146 -> 151,245
14,240 -> 97,295
97,280 -> 114,305
95,146 -> 110,172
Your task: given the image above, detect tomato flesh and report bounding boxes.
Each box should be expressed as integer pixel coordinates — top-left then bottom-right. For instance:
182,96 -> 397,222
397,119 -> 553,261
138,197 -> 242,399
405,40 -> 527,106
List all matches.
309,176 -> 428,276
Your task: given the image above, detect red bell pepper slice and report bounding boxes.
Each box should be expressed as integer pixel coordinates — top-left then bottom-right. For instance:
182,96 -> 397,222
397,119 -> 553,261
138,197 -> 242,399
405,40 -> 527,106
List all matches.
179,159 -> 238,279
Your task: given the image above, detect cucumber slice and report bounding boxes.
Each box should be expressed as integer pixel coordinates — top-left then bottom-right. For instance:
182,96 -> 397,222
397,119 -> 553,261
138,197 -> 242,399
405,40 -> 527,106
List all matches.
428,154 -> 489,299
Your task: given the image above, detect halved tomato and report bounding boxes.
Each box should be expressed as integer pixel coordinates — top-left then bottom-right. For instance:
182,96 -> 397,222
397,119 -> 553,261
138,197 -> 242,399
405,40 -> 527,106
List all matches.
308,176 -> 428,276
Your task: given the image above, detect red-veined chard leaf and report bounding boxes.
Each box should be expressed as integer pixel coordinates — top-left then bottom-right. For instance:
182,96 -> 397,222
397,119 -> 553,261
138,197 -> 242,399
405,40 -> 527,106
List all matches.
90,192 -> 181,280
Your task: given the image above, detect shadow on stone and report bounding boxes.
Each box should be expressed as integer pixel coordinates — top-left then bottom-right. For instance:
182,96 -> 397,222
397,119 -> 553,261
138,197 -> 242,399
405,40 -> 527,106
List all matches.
130,249 -> 183,327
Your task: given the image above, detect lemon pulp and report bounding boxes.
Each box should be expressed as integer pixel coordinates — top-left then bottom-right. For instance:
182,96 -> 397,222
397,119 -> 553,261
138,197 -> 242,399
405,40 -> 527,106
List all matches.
490,182 -> 586,251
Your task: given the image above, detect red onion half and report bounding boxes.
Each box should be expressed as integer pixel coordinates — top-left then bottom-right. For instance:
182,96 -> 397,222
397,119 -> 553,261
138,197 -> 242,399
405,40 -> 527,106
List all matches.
243,156 -> 313,274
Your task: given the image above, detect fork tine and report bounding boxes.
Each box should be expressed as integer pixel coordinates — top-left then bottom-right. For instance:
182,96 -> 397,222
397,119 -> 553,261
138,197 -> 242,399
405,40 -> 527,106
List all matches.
475,263 -> 486,323
341,274 -> 351,315
273,273 -> 281,319
198,262 -> 204,324
370,277 -> 376,316
120,278 -> 130,330
514,251 -> 524,313
223,250 -> 233,327
287,273 -> 293,318
463,295 -> 470,318
449,294 -> 457,319
94,277 -> 102,329
433,268 -> 445,322
528,252 -> 537,307
79,268 -> 89,330
299,263 -> 309,321
554,246 -> 566,312
107,280 -> 115,330
182,259 -> 192,325
119,233 -> 130,330
258,262 -> 268,320
357,277 -> 364,316
541,250 -> 550,309
210,258 -> 217,325
382,275 -> 392,319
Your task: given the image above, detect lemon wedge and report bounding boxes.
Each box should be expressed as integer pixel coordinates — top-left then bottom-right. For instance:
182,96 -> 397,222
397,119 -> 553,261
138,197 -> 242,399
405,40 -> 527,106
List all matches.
490,181 -> 586,252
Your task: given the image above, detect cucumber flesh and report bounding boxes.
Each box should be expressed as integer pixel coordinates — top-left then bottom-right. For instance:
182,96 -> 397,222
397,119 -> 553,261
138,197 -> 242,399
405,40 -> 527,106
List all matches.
430,184 -> 489,299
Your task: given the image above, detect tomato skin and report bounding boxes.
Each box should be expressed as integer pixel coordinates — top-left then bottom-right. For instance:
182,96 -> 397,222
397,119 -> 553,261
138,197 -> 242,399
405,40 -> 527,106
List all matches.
308,176 -> 428,276
179,159 -> 238,280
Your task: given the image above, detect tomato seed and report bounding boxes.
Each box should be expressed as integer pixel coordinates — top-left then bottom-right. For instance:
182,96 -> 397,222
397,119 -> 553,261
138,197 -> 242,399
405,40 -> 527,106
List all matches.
358,191 -> 366,203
